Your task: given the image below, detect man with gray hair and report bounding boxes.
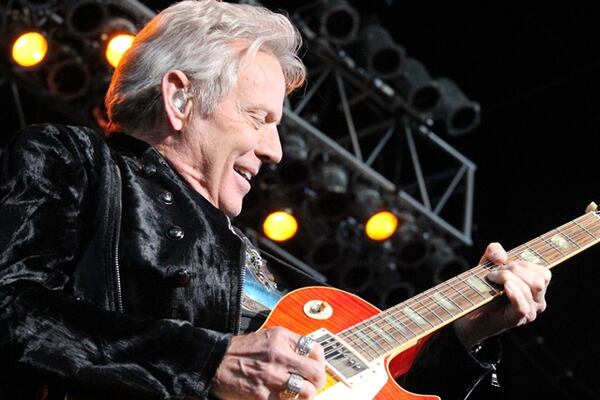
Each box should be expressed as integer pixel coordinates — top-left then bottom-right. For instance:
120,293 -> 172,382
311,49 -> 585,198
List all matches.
0,1 -> 551,399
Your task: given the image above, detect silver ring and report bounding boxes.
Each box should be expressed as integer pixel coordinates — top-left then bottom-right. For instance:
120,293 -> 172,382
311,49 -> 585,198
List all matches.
280,373 -> 303,399
296,335 -> 314,357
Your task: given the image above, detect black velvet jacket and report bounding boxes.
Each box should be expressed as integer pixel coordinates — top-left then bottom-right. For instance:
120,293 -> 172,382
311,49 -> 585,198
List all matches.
0,124 -> 494,399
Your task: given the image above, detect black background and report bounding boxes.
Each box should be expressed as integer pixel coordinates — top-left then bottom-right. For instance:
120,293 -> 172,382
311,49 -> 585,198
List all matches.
3,2 -> 600,399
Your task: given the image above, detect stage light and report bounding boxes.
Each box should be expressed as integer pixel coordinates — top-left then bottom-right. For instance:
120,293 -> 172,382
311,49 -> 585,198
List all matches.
66,0 -> 108,37
47,58 -> 90,99
307,236 -> 344,272
346,24 -> 406,78
424,237 -> 469,284
105,33 -> 135,68
310,158 -> 350,220
11,31 -> 48,67
337,257 -> 375,293
316,0 -> 360,45
278,133 -> 310,188
433,77 -> 481,136
262,210 -> 299,242
365,210 -> 399,241
394,57 -> 441,114
352,184 -> 402,241
102,18 -> 137,68
395,224 -> 431,269
380,281 -> 416,308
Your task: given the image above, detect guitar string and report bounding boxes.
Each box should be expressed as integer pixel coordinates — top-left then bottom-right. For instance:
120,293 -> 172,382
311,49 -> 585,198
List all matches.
327,213 -> 600,359
334,214 -> 600,359
335,215 -> 600,358
332,218 -> 600,360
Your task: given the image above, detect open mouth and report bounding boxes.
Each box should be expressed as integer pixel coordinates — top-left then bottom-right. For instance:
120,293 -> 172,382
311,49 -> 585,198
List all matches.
234,167 -> 252,183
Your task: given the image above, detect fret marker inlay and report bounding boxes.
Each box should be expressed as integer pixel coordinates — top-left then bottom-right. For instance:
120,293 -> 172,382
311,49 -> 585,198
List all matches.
467,276 -> 491,293
520,250 -> 541,264
402,307 -> 428,326
551,234 -> 571,250
433,292 -> 458,312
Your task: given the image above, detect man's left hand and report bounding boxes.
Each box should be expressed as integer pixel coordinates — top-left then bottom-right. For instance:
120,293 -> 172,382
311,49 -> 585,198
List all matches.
453,242 -> 552,349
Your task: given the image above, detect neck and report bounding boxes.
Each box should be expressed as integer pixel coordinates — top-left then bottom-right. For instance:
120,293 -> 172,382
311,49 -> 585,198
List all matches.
144,131 -> 217,209
336,211 -> 600,362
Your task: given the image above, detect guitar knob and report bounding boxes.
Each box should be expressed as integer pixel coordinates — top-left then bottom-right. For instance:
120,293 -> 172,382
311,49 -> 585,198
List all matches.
304,300 -> 334,320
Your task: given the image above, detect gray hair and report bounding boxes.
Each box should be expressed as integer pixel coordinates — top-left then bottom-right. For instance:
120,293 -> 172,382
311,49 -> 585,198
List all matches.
105,0 -> 306,135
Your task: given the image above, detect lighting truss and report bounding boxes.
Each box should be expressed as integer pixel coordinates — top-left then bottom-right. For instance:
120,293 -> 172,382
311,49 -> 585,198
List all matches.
282,14 -> 476,245
0,0 -> 155,128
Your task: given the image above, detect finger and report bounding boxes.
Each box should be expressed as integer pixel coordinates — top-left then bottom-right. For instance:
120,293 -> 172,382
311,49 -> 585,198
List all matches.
489,265 -> 537,302
503,279 -> 535,325
501,262 -> 550,306
488,268 -> 536,323
266,329 -> 326,390
480,242 -> 507,265
276,372 -> 318,400
287,355 -> 326,390
302,338 -> 325,365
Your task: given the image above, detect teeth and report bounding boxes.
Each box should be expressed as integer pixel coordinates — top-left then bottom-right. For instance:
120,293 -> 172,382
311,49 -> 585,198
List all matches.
235,168 -> 252,182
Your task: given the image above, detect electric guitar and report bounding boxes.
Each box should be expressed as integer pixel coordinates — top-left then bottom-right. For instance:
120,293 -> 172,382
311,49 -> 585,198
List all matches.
259,203 -> 600,399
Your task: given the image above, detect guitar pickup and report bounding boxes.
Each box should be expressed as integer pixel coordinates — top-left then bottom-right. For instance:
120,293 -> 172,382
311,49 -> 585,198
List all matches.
308,328 -> 371,387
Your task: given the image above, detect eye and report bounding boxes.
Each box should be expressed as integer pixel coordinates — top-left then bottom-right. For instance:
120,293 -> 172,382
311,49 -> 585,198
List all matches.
249,111 -> 268,127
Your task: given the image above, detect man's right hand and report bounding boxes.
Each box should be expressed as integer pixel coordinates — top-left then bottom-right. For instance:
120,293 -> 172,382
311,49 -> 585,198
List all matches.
210,327 -> 326,400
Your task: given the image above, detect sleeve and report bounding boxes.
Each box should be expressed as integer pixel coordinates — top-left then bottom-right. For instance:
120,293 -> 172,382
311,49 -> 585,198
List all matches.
0,125 -> 231,399
399,326 -> 502,400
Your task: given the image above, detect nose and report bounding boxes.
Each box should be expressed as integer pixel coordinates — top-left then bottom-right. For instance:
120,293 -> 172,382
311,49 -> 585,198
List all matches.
256,124 -> 283,164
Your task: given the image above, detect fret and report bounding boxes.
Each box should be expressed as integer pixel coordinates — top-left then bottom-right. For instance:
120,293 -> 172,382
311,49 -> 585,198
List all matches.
588,213 -> 600,236
354,329 -> 383,358
554,227 -> 582,249
413,295 -> 445,323
573,219 -> 597,240
444,279 -> 475,307
379,312 -> 414,340
367,321 -> 398,349
360,323 -> 394,353
540,234 -> 567,256
401,306 -> 432,331
455,273 -> 486,300
431,290 -> 462,316
520,244 -> 547,265
536,233 -> 567,265
467,269 -> 499,296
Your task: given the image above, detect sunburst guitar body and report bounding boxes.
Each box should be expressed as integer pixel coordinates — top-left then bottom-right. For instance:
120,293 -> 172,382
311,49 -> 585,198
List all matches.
261,286 -> 437,399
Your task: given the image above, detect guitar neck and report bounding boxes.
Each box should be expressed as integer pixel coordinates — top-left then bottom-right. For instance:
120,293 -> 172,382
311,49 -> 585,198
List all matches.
337,210 -> 600,362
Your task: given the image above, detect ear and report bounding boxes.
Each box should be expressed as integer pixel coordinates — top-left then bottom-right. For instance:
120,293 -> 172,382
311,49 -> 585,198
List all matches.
161,70 -> 192,132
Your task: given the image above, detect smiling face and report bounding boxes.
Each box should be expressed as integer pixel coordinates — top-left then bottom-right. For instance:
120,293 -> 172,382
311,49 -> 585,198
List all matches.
183,51 -> 286,216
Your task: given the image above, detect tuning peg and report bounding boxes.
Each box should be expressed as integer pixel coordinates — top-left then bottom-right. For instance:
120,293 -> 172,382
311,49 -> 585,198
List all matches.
585,202 -> 598,213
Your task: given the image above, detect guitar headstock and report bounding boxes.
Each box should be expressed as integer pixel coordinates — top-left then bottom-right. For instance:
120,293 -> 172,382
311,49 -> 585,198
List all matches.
585,201 -> 598,213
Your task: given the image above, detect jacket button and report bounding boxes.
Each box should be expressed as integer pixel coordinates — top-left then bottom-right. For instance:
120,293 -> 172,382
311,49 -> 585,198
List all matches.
142,163 -> 157,176
170,269 -> 191,287
166,226 -> 184,240
159,191 -> 174,204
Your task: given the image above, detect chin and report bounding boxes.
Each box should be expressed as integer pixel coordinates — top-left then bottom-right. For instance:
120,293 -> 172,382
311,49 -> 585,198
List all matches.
221,201 -> 243,218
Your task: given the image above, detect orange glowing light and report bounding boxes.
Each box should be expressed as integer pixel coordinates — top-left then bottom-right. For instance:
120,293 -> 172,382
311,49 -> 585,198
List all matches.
12,31 -> 48,67
263,210 -> 299,242
365,210 -> 398,241
105,33 -> 134,68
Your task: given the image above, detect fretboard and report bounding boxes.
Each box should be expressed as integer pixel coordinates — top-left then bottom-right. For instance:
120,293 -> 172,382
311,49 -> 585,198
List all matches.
337,211 -> 600,361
